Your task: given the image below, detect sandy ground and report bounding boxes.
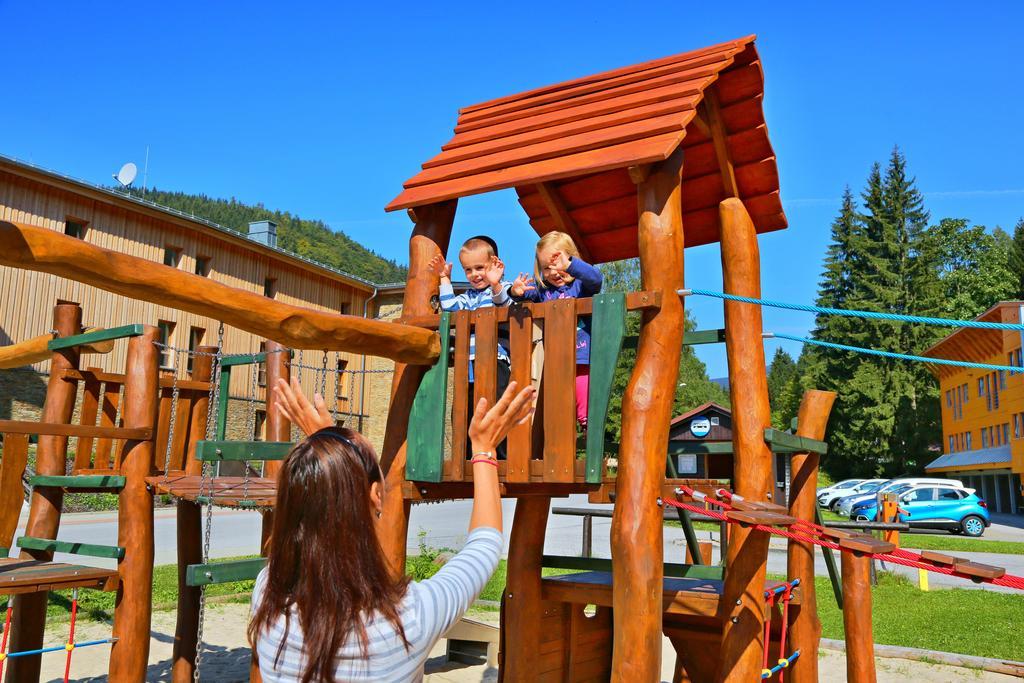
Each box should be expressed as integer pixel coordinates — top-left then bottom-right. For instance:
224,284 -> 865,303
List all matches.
37,604 -> 1017,683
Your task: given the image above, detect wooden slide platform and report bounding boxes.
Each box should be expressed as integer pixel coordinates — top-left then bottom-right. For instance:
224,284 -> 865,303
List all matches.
146,475 -> 276,508
0,558 -> 118,595
541,571 -> 800,620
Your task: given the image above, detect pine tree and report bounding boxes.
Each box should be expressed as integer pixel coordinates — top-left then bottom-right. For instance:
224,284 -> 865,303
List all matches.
767,347 -> 797,428
1009,218 -> 1024,298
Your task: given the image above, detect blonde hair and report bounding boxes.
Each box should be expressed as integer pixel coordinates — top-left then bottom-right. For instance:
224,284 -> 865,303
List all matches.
460,237 -> 496,259
534,231 -> 580,289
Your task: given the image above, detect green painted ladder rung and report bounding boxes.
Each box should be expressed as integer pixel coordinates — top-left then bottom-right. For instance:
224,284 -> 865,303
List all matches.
622,328 -> 726,351
48,324 -> 145,350
219,349 -> 294,367
541,555 -> 724,581
194,441 -> 294,461
406,311 -> 450,483
17,536 -> 125,560
763,428 -> 827,454
28,475 -> 125,489
186,557 -> 266,586
586,292 -> 627,484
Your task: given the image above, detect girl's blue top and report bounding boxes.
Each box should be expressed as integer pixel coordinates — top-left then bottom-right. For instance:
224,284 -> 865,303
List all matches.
513,257 -> 603,365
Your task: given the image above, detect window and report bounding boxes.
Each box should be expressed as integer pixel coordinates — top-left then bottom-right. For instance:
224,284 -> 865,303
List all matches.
1000,370 -> 1007,390
157,320 -> 176,369
982,429 -> 989,448
195,256 -> 210,276
986,375 -> 992,410
187,326 -> 205,374
1017,349 -> 1023,370
937,488 -> 964,501
989,425 -> 996,445
336,358 -> 350,404
966,432 -> 972,449
962,383 -> 968,404
254,410 -> 267,441
339,302 -> 351,316
946,390 -> 951,408
1004,423 -> 1010,444
257,341 -> 267,387
64,218 -> 86,239
163,247 -> 181,267
263,277 -> 277,299
948,435 -> 954,452
978,378 -> 985,397
1015,414 -> 1020,439
710,416 -> 720,426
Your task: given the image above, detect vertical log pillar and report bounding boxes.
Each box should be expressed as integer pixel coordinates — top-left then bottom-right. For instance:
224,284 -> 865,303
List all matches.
611,147 -> 685,682
171,346 -> 216,683
378,200 -> 456,576
500,497 -> 550,682
841,551 -> 877,683
786,390 -> 837,683
109,326 -> 160,681
6,303 -> 82,683
716,197 -> 774,681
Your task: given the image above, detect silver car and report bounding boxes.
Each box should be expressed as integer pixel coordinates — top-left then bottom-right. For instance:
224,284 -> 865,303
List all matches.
835,478 -> 964,517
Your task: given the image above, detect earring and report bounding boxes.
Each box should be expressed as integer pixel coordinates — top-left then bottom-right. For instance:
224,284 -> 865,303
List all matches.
376,510 -> 382,519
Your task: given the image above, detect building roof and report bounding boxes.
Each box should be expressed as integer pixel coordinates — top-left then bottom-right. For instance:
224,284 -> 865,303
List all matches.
670,401 -> 730,426
387,35 -> 785,263
925,444 -> 1012,471
922,301 -> 1024,379
0,153 -> 384,292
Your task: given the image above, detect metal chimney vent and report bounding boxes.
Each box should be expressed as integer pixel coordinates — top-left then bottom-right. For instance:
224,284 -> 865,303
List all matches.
248,220 -> 278,248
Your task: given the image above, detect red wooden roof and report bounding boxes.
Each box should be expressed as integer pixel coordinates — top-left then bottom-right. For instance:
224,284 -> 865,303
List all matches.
387,35 -> 786,263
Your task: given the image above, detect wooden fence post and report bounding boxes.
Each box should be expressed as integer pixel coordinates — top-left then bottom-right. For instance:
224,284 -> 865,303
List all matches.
6,302 -> 82,682
108,325 -> 160,681
786,390 -> 837,683
171,345 -> 216,683
841,550 -> 878,683
500,497 -> 550,681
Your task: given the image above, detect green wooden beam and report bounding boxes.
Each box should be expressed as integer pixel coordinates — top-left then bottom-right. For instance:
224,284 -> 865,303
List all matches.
586,293 -> 626,483
28,475 -> 125,489
17,536 -> 125,560
48,324 -> 145,350
764,428 -> 828,454
667,441 -> 735,455
406,311 -> 450,483
216,365 -> 231,440
186,557 -> 266,586
219,349 -> 294,367
0,547 -> 8,558
195,440 -> 294,461
541,555 -> 724,581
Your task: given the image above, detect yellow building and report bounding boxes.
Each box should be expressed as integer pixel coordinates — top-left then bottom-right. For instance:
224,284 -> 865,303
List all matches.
923,301 -> 1024,514
0,154 -> 396,444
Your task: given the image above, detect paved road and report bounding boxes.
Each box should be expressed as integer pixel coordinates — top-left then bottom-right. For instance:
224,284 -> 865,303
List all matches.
15,495 -> 1024,594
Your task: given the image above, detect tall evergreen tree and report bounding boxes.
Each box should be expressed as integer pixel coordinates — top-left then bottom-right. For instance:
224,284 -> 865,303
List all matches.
767,347 -> 797,428
1008,218 -> 1024,298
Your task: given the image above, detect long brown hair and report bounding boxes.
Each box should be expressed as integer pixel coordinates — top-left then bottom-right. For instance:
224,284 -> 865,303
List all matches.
248,427 -> 410,682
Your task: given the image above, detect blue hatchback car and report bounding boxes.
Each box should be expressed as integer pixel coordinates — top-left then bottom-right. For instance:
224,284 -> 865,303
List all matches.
852,485 -> 991,537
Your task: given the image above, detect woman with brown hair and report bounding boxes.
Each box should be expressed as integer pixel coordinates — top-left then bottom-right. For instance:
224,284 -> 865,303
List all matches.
249,377 -> 535,682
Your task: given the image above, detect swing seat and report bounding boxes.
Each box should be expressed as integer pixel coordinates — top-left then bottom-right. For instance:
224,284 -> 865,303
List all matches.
146,475 -> 277,508
0,558 -> 118,595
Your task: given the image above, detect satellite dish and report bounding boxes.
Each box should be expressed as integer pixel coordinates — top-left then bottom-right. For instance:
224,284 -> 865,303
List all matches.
114,162 -> 138,188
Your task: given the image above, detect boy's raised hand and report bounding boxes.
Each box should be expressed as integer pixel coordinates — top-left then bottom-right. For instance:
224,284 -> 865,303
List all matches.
510,272 -> 535,297
428,254 -> 453,280
485,255 -> 505,289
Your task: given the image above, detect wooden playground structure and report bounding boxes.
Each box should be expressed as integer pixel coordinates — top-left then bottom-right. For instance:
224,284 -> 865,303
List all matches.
0,33 -> 1017,683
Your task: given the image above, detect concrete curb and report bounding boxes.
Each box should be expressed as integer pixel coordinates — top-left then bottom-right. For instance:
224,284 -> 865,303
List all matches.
820,638 -> 1024,677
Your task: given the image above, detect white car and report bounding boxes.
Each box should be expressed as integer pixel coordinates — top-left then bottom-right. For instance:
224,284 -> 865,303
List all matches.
818,479 -> 887,509
816,479 -> 865,498
835,477 -> 965,517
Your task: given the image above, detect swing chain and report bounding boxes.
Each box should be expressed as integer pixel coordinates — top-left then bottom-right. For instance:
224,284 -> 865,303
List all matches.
242,347 -> 260,502
161,347 -> 183,481
194,321 -> 224,681
319,349 -> 328,399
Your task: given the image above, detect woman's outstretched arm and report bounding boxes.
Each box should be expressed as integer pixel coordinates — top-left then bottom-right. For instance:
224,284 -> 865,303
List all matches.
465,382 -> 535,533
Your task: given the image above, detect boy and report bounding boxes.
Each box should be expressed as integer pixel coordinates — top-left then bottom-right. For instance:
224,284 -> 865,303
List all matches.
428,236 -> 511,458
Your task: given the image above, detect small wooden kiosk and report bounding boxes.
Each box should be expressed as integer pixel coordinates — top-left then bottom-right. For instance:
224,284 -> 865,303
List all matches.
381,34 -> 825,682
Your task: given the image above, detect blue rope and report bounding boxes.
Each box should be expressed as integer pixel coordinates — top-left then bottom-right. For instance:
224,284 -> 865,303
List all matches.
771,333 -> 1019,373
762,650 -> 801,679
683,289 -> 1024,331
3,638 -> 115,658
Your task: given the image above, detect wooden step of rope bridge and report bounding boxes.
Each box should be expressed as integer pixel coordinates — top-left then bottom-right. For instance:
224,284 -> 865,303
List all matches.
0,559 -> 119,595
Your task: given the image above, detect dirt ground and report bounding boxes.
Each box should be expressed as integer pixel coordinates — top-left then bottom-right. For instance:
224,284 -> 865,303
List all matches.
37,604 -> 1016,682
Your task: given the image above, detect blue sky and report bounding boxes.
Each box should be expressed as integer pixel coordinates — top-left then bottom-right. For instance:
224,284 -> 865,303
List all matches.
3,1 -> 1023,377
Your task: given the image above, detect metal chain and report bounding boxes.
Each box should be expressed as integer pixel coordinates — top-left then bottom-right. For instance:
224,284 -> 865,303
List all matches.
293,350 -> 304,442
194,321 -> 224,681
160,348 -> 182,482
242,348 -> 259,502
319,350 -> 328,400
331,352 -> 340,423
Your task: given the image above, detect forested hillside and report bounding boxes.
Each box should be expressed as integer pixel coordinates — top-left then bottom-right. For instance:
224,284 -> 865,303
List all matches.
122,187 -> 407,283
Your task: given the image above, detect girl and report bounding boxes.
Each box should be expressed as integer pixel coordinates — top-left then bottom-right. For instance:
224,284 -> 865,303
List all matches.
250,377 -> 535,682
509,230 -> 603,426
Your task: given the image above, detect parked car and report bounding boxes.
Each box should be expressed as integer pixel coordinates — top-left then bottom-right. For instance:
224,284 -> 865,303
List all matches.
853,485 -> 989,536
818,479 -> 887,509
831,480 -> 888,514
835,477 -> 964,517
816,479 -> 864,497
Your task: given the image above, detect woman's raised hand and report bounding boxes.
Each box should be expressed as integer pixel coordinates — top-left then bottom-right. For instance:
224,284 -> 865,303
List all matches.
273,377 -> 334,436
510,272 -> 535,297
468,381 -> 536,451
428,254 -> 453,279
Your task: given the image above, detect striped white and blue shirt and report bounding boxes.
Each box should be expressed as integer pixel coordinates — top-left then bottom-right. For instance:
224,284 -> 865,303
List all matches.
438,281 -> 510,382
252,526 -> 503,682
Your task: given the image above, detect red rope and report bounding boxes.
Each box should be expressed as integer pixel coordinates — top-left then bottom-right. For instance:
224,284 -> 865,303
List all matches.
63,589 -> 78,683
663,497 -> 1024,590
777,584 -> 793,683
0,603 -> 12,680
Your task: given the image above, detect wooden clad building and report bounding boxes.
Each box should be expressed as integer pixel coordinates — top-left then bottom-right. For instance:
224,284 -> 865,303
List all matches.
0,154 -> 393,443
923,301 -> 1024,514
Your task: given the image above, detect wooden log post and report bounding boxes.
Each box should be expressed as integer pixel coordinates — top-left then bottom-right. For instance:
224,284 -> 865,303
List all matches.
108,325 -> 160,681
786,390 -> 837,683
378,201 -> 456,576
5,302 -> 82,683
500,497 -> 551,681
716,197 -> 774,682
0,220 -> 439,365
171,345 -> 216,683
611,145 -> 685,682
841,550 -> 878,683
0,327 -> 115,369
